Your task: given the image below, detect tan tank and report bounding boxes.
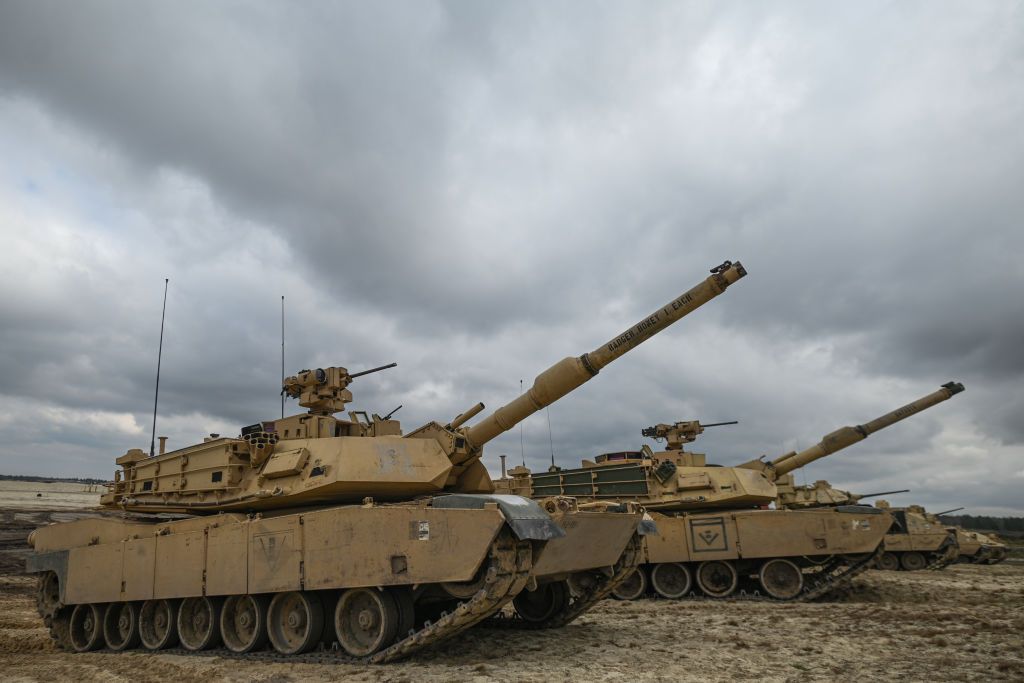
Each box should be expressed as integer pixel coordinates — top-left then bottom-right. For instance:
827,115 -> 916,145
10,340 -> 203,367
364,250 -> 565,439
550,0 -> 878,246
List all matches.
869,502 -> 960,570
25,260 -> 747,661
778,486 -> 972,571
497,383 -> 963,601
950,524 -> 1009,565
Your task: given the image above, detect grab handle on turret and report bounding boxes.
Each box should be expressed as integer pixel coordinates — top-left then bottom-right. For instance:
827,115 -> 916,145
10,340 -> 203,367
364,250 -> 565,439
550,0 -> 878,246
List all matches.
463,261 -> 747,448
768,382 -> 965,477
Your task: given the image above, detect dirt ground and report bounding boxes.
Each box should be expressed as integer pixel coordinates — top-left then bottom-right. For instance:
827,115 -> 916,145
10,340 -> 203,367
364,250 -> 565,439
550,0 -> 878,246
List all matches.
1,499 -> 1022,682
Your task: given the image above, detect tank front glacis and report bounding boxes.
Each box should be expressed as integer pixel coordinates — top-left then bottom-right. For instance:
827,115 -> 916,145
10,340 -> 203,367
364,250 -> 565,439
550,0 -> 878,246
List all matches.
496,384 -> 965,601
27,260 -> 748,660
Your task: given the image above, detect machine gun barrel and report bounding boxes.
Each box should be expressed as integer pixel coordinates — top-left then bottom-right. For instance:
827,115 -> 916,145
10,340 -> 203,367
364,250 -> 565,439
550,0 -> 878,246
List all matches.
935,507 -> 965,516
350,362 -> 398,378
464,261 -> 747,448
702,420 -> 739,428
770,382 -> 965,477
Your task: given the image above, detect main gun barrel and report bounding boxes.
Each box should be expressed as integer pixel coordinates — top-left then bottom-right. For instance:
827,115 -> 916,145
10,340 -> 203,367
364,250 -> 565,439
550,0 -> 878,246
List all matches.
935,507 -> 965,516
464,261 -> 747,448
770,382 -> 965,477
856,488 -> 910,500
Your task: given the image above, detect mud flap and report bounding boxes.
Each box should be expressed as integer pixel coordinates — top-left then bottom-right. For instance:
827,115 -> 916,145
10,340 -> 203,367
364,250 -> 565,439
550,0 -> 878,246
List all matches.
431,494 -> 566,541
25,550 -> 69,602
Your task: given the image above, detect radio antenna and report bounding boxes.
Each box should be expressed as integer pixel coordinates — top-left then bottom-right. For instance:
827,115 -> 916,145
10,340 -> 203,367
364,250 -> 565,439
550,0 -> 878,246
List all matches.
149,278 -> 169,458
519,378 -> 525,466
281,295 -> 285,418
546,406 -> 556,469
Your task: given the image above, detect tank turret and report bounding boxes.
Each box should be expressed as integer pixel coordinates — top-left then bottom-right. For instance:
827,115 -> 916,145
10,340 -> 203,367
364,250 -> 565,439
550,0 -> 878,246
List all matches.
499,382 -> 964,512
774,481 -> 913,511
102,260 -> 748,514
776,481 -> 910,509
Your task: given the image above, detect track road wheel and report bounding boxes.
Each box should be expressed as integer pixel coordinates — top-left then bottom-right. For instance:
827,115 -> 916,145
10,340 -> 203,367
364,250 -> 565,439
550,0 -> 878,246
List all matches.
696,560 -> 738,598
177,596 -> 222,651
69,603 -> 104,652
103,602 -> 141,651
513,580 -> 571,623
221,594 -> 270,653
758,559 -> 804,600
36,572 -> 61,619
611,568 -> 648,601
139,599 -> 178,650
900,551 -> 927,571
334,588 -> 400,657
876,552 -> 900,571
650,563 -> 692,599
268,592 -> 324,655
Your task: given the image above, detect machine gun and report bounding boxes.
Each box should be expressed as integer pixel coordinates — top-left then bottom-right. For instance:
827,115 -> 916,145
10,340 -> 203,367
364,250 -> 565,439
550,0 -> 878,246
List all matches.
641,420 -> 738,451
282,362 -> 397,415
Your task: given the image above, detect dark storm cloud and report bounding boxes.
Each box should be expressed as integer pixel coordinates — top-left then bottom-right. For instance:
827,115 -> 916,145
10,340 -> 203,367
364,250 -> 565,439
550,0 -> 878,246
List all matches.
0,2 -> 1021,513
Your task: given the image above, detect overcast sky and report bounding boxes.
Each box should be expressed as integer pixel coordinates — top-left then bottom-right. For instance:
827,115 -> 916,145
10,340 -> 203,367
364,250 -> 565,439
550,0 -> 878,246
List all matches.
0,1 -> 1021,515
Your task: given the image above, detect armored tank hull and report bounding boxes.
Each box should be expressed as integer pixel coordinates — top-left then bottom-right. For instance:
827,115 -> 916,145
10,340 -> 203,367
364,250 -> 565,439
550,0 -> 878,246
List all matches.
610,506 -> 891,601
30,497 -> 543,660
501,456 -> 894,602
30,493 -> 654,660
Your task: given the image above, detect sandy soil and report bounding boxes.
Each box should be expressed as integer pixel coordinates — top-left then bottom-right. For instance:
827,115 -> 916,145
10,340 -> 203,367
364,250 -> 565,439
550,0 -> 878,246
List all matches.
1,492 -> 1022,682
0,480 -> 102,511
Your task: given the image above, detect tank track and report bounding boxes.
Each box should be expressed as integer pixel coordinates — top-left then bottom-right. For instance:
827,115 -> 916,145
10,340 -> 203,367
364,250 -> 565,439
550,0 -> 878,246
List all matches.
44,608 -> 72,651
926,547 -> 959,571
635,547 -> 882,604
372,533 -> 533,662
790,547 -> 882,602
485,533 -> 644,629
38,532 -> 534,664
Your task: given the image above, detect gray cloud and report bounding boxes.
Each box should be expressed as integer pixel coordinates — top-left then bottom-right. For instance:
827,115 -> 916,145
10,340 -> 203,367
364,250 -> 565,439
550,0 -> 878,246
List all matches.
0,1 -> 1021,515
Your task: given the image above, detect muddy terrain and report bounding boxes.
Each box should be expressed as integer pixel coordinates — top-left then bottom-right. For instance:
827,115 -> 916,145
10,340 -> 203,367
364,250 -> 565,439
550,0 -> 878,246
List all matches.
1,492 -> 1022,682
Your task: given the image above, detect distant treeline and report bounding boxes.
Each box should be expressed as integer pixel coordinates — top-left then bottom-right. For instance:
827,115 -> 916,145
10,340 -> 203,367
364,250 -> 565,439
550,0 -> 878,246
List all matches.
0,474 -> 107,485
940,514 -> 1024,533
